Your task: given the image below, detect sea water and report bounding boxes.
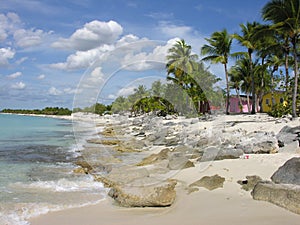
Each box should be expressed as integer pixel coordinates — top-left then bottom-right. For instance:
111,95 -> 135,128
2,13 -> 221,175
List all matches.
0,114 -> 107,225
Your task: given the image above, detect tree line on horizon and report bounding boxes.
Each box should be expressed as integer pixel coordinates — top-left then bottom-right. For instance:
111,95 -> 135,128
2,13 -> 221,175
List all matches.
1,107 -> 72,115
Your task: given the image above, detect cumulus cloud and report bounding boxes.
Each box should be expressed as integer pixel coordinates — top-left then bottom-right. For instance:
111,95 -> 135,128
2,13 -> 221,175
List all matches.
0,47 -> 15,67
11,81 -> 26,90
52,20 -> 123,51
120,38 -> 178,71
13,28 -> 46,48
50,44 -> 114,70
7,71 -> 22,79
0,12 -> 49,49
117,86 -> 136,97
37,74 -> 46,80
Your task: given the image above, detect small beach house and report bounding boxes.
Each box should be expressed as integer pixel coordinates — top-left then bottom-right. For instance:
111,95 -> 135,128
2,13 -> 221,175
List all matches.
261,91 -> 285,112
229,95 -> 252,113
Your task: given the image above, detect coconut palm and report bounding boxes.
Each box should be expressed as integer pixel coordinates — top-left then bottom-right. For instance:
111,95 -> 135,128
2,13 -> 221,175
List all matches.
166,39 -> 198,87
233,22 -> 261,114
262,0 -> 300,117
201,29 -> 233,114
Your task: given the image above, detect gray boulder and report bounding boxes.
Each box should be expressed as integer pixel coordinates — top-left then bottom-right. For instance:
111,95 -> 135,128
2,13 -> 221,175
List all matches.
271,157 -> 300,185
198,146 -> 243,162
276,125 -> 300,146
252,181 -> 300,215
108,179 -> 177,207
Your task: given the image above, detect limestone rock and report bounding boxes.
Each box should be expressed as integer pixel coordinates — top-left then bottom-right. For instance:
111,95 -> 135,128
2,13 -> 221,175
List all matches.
136,148 -> 170,166
108,179 -> 177,207
271,157 -> 300,185
167,155 -> 194,170
106,166 -> 150,185
252,181 -> 300,215
276,125 -> 300,146
189,174 -> 225,191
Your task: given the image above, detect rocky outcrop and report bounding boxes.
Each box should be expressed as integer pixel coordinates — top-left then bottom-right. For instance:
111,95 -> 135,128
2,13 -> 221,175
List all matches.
136,148 -> 170,166
252,181 -> 300,214
271,157 -> 300,185
252,157 -> 300,215
276,125 -> 300,146
189,174 -> 225,191
108,179 -> 177,207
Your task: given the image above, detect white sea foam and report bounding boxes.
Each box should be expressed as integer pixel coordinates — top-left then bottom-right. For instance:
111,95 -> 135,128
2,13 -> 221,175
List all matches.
0,198 -> 106,225
11,176 -> 105,192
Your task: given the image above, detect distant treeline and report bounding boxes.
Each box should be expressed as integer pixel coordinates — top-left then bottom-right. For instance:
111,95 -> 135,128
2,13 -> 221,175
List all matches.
73,103 -> 112,115
1,107 -> 72,115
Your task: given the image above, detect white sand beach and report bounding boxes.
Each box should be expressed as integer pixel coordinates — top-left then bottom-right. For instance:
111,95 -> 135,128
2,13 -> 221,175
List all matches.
29,113 -> 300,225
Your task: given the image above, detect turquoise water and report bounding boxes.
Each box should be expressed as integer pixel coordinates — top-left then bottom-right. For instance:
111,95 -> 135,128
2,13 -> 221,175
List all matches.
0,114 -> 106,225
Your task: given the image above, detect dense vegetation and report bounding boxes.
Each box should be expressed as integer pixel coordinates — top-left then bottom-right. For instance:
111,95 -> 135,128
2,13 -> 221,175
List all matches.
1,107 -> 72,115
73,103 -> 112,116
200,0 -> 300,117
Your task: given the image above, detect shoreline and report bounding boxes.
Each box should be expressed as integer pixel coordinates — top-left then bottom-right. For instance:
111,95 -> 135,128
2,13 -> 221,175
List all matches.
30,153 -> 300,225
0,112 -> 73,120
27,113 -> 300,224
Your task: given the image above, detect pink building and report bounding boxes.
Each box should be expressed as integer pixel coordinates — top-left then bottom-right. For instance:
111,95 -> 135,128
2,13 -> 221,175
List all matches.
229,95 -> 252,113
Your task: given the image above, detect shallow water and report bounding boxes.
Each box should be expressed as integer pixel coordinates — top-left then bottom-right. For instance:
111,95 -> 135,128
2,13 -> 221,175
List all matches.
0,114 -> 107,225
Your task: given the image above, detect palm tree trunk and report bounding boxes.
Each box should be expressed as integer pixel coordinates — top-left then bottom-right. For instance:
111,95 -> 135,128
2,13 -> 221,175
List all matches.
247,93 -> 250,113
284,50 -> 290,92
225,63 -> 230,115
249,51 -> 256,114
292,39 -> 299,118
235,88 -> 242,112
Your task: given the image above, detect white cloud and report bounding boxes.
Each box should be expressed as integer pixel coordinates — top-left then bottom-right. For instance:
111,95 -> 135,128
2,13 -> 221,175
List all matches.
0,12 -> 20,42
50,44 -> 114,70
11,81 -> 26,90
63,87 -> 77,94
0,47 -> 15,67
7,71 -> 22,79
117,86 -> 136,97
13,28 -> 46,48
158,21 -> 193,38
120,38 -> 178,71
52,20 -> 123,51
48,86 -> 62,96
0,12 -> 49,49
37,74 -> 46,80
16,57 -> 28,65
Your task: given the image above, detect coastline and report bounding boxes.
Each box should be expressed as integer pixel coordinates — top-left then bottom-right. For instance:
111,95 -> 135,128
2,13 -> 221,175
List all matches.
28,113 -> 300,225
30,153 -> 300,225
0,112 -> 73,120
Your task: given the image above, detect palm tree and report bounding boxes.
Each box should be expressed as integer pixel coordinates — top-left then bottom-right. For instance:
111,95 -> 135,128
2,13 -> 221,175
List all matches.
233,22 -> 261,114
166,39 -> 199,113
201,29 -> 233,115
262,0 -> 300,117
166,39 -> 198,87
229,57 -> 253,112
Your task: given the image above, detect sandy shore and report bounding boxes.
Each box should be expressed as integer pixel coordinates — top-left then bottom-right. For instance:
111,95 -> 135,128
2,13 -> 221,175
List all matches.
30,153 -> 299,225
29,113 -> 300,225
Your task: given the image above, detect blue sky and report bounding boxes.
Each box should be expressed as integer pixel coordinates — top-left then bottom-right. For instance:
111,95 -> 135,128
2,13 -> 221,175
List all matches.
0,0 -> 270,109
